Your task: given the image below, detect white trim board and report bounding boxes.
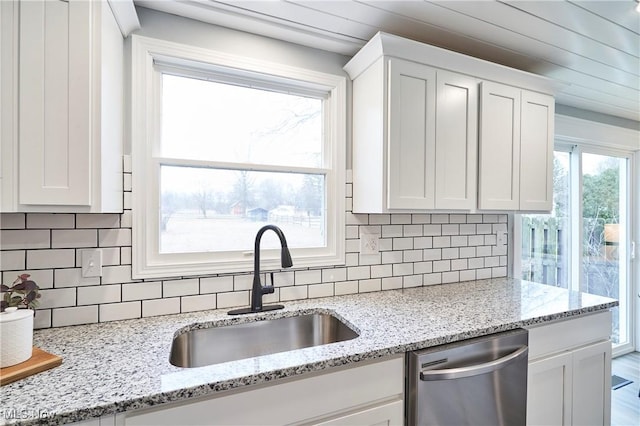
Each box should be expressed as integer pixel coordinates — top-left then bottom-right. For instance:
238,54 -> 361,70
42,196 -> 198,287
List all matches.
556,114 -> 640,151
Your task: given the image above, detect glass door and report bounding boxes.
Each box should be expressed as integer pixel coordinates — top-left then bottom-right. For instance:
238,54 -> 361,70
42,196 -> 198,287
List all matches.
581,152 -> 630,348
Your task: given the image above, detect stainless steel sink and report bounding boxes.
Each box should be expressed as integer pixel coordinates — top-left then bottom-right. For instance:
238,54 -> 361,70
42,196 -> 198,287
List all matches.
169,313 -> 359,368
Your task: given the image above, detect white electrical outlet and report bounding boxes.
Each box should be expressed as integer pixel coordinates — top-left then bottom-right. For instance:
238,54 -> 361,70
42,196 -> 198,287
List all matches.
497,231 -> 507,246
82,249 -> 103,278
360,233 -> 380,255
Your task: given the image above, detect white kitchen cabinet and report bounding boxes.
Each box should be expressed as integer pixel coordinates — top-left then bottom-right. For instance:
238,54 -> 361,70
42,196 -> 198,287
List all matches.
478,81 -> 554,211
348,56 -> 477,213
121,356 -> 404,426
526,311 -> 612,426
0,0 -> 138,212
344,32 -> 556,213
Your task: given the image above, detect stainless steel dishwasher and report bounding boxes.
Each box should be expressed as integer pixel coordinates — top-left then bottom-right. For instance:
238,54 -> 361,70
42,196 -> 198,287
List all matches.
406,328 -> 529,426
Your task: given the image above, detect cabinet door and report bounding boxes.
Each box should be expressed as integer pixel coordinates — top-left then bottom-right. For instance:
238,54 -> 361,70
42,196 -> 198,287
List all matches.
312,399 -> 403,426
572,340 -> 611,426
387,58 -> 436,210
478,81 -> 521,210
527,351 -> 573,426
520,91 -> 554,211
435,70 -> 478,210
19,0 -> 92,205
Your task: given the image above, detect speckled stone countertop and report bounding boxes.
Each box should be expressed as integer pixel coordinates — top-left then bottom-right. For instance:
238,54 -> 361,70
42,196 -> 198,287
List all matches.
1,278 -> 617,425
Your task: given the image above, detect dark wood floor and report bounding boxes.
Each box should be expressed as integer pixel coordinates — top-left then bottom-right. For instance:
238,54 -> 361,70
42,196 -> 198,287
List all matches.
612,351 -> 639,426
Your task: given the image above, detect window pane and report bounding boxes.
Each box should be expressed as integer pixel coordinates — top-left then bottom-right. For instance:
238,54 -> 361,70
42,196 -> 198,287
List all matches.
581,153 -> 628,345
520,151 -> 570,287
160,166 -> 326,253
161,74 -> 323,168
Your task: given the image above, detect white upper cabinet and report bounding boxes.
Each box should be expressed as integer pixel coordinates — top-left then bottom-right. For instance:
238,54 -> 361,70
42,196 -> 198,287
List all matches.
0,0 -> 139,212
478,82 -> 554,211
344,32 -> 558,213
387,58 -> 436,210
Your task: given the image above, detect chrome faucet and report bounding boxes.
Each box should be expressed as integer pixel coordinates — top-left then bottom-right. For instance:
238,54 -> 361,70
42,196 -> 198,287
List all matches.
228,225 -> 293,315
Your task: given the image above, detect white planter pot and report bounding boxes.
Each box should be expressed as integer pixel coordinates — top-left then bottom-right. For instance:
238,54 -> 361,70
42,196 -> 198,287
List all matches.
0,307 -> 34,368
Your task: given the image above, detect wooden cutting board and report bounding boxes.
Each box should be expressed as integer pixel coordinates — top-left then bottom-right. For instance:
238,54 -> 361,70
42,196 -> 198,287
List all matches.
0,347 -> 62,386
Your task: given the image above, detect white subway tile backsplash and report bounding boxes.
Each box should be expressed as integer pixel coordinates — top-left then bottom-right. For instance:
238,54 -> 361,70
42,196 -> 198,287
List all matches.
433,260 -> 450,273
217,291 -> 249,309
370,264 -> 392,278
295,270 -> 322,285
391,214 -> 411,225
99,229 -> 131,247
477,268 -> 492,279
123,173 -> 132,191
382,276 -> 402,290
200,276 -> 233,293
450,236 -> 469,247
100,302 -> 141,322
334,281 -> 358,296
52,306 -> 98,327
393,263 -> 413,276
393,237 -> 413,250
449,214 -> 467,224
3,269 -> 53,289
27,213 -> 74,229
102,265 -> 133,285
122,281 -> 162,301
431,214 -> 449,224
403,275 -> 422,288
142,297 -> 180,317
38,288 -> 76,309
423,248 -> 442,261
442,271 -> 460,283
78,285 -> 121,305
1,230 -> 50,249
451,259 -> 468,271
382,225 -> 403,238
369,214 -> 390,225
424,273 -> 442,286
76,213 -> 120,228
0,251 -> 26,274
441,224 -> 459,235
181,294 -> 216,313
442,248 -> 459,260
403,250 -> 422,263
460,269 -> 476,282
281,285 -> 308,301
54,268 -> 100,288
308,283 -> 334,299
322,268 -> 347,283
123,155 -> 132,173
403,224 -> 423,237
27,249 -> 75,269
433,236 -> 451,248
2,206 -> 510,329
1,213 -> 25,229
347,266 -> 370,280
163,279 -> 199,297
52,230 -> 96,248
123,192 -> 132,210
33,309 -> 51,329
412,214 -> 431,224
358,279 -> 381,293
414,261 -> 433,274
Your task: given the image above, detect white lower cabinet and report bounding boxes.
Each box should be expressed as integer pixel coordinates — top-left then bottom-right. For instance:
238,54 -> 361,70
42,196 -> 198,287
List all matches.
117,356 -> 403,426
526,312 -> 612,426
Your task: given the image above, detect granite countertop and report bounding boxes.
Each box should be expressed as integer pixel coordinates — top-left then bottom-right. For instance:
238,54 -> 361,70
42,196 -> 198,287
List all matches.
1,278 -> 617,425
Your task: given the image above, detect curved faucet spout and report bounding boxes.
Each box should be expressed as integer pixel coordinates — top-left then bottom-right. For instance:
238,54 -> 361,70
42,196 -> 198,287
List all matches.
228,224 -> 293,315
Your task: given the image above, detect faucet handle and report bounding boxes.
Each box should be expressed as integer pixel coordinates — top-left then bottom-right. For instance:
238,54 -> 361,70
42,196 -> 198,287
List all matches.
261,272 -> 276,295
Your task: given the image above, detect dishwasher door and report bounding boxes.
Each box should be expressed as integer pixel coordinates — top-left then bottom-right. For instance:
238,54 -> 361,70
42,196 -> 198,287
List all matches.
406,328 -> 529,426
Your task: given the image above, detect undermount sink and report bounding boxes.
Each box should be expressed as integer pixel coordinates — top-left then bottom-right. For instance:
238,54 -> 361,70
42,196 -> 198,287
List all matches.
169,313 -> 359,368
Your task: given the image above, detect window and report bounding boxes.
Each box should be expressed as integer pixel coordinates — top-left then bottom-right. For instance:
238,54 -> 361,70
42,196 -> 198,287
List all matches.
516,145 -> 633,351
131,36 -> 346,278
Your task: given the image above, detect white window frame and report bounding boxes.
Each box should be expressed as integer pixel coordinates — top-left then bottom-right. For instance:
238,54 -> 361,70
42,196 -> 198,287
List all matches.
513,114 -> 638,355
131,35 -> 346,279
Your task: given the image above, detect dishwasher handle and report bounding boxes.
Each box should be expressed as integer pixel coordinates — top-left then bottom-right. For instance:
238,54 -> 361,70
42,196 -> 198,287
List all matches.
419,345 -> 528,381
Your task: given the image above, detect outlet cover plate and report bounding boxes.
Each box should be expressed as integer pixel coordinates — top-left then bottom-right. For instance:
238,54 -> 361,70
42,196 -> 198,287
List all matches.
82,249 -> 103,278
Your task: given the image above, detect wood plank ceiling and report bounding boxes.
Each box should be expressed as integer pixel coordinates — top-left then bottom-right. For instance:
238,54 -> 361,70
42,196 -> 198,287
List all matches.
135,0 -> 640,122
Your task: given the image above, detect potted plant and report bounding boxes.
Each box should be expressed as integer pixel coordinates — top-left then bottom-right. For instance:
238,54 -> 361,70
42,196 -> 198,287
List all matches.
0,274 -> 40,368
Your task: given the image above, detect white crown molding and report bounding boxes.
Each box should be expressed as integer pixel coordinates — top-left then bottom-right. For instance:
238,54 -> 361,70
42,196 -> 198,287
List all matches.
555,114 -> 640,151
108,0 -> 141,37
